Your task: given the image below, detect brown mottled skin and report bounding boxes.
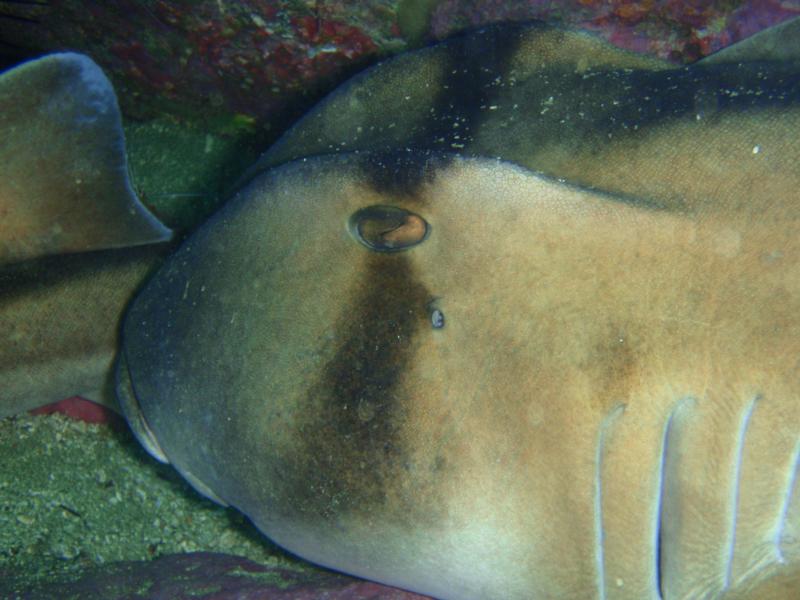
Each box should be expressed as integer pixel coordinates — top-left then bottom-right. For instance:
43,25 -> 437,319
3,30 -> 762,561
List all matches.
2,18 -> 799,600
118,152 -> 800,599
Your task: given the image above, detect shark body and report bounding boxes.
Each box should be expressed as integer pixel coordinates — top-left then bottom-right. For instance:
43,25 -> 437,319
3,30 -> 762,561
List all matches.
2,18 -> 800,600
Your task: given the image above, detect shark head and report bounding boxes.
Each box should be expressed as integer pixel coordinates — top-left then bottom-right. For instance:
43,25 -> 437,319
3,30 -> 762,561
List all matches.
2,17 -> 800,600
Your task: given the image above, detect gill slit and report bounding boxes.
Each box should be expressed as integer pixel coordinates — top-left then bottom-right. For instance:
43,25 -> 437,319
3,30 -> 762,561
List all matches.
723,396 -> 759,589
595,404 -> 625,600
654,400 -> 687,599
774,439 -> 800,563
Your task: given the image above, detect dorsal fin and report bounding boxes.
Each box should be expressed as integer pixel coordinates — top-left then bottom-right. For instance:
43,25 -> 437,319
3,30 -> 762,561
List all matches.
0,53 -> 171,266
699,16 -> 800,65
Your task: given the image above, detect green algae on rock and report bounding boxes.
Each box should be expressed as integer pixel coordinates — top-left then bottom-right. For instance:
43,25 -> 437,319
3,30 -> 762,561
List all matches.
0,413 -> 303,589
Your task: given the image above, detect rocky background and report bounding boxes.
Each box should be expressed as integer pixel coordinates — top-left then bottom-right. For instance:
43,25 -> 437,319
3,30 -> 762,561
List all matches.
1,0 -> 798,229
4,0 -> 799,128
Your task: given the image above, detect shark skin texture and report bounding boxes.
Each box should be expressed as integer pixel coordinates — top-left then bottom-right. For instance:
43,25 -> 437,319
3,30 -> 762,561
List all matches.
2,17 -> 800,600
0,53 -> 171,419
116,18 -> 800,600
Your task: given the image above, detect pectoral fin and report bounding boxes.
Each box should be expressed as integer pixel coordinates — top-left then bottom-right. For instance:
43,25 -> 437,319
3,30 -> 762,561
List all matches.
699,15 -> 800,65
0,54 -> 171,417
0,53 -> 170,266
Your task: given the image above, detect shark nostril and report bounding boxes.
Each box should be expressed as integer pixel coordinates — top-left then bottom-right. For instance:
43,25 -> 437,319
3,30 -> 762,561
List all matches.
349,205 -> 429,252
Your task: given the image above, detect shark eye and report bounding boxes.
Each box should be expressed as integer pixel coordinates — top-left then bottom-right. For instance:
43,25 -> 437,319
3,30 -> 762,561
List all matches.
431,308 -> 445,329
349,205 -> 429,252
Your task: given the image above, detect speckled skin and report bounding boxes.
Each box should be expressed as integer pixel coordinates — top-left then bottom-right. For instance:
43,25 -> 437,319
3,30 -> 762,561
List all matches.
118,20 -> 800,599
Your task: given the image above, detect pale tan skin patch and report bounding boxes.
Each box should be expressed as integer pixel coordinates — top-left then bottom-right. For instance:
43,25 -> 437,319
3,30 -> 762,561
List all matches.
119,157 -> 800,599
